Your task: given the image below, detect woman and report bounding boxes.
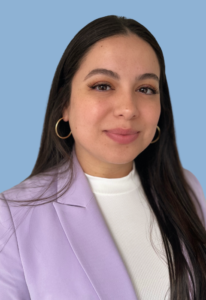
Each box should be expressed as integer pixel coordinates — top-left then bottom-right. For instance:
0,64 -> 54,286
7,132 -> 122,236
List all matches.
0,15 -> 206,300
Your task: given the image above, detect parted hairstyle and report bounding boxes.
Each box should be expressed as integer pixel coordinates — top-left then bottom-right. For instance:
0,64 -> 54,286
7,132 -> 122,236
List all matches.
2,15 -> 206,299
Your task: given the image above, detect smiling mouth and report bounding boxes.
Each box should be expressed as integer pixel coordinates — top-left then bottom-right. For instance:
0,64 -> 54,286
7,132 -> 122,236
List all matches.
104,131 -> 140,144
104,128 -> 139,135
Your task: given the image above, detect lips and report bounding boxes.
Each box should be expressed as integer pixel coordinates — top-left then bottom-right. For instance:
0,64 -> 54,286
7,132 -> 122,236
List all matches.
104,130 -> 140,144
105,128 -> 139,135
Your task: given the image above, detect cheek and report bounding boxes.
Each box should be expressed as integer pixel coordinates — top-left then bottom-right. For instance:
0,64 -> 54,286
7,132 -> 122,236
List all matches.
142,100 -> 161,125
69,98 -> 107,132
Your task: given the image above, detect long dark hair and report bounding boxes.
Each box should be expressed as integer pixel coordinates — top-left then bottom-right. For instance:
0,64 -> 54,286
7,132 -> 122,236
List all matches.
2,15 -> 206,299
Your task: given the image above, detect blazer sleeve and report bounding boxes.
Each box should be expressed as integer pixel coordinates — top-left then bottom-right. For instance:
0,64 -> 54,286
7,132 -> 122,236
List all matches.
0,195 -> 31,300
183,169 -> 206,229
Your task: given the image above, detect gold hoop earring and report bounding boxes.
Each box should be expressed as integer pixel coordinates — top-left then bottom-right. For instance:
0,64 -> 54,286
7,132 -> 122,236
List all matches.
151,126 -> 160,144
55,118 -> 72,139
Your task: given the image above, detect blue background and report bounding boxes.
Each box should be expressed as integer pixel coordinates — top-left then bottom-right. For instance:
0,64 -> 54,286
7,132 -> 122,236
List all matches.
0,0 -> 205,195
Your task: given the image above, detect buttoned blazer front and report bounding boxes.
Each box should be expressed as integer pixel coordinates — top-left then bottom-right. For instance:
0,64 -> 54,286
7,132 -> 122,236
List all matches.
0,148 -> 206,300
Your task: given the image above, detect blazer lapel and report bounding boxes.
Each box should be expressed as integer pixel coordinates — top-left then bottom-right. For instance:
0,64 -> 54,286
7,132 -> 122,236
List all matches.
53,148 -> 138,300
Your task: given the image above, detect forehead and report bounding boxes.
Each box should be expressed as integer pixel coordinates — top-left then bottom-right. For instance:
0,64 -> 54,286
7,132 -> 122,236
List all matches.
78,34 -> 160,78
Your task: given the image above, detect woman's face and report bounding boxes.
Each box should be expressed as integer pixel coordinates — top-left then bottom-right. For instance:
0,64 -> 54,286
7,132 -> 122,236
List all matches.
63,33 -> 161,178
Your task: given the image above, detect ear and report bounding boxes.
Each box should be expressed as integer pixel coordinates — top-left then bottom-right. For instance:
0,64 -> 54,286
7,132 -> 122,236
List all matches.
62,105 -> 70,122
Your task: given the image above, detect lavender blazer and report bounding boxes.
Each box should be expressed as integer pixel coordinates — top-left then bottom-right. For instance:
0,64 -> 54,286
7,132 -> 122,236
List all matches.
0,148 -> 206,300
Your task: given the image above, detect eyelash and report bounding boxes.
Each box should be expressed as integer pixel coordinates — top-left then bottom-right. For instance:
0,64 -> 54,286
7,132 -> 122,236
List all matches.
90,83 -> 158,95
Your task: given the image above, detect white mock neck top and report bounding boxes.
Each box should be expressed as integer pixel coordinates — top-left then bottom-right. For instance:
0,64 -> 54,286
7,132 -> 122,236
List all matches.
84,161 -> 170,300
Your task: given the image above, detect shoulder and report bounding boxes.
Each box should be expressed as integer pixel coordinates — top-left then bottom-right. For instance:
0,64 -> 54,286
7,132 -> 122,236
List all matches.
1,171 -> 57,205
0,172 -> 58,250
183,168 -> 206,228
183,168 -> 205,200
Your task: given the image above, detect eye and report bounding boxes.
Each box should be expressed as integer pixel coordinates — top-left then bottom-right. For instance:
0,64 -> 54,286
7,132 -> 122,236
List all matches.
90,84 -> 112,91
138,87 -> 157,95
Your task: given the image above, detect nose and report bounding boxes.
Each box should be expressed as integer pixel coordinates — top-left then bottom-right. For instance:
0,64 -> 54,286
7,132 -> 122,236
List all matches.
113,91 -> 139,119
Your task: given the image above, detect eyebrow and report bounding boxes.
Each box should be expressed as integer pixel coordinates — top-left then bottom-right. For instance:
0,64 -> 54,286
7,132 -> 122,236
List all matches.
84,68 -> 159,83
